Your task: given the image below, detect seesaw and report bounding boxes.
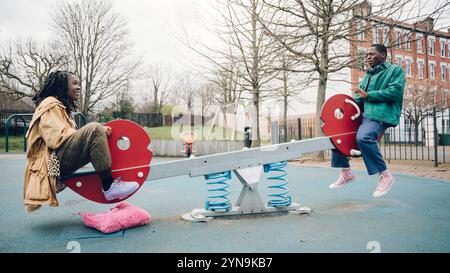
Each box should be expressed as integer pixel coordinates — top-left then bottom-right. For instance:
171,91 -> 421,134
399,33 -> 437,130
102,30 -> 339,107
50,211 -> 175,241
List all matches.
61,94 -> 362,221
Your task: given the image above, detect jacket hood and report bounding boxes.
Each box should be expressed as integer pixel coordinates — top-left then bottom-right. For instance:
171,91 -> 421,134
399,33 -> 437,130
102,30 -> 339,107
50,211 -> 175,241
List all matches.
27,97 -> 66,137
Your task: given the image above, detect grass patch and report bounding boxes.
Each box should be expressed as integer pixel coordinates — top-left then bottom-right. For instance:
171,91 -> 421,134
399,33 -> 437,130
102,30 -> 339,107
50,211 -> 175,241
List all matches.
0,135 -> 27,152
0,126 -> 272,153
145,125 -> 272,142
145,125 -> 245,141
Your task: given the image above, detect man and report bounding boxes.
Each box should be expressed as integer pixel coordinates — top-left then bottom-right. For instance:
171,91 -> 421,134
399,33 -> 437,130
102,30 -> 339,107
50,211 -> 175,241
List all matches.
329,44 -> 405,197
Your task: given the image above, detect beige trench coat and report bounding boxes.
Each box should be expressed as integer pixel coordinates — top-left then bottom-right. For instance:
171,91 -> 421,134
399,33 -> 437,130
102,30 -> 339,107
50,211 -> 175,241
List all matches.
23,97 -> 77,213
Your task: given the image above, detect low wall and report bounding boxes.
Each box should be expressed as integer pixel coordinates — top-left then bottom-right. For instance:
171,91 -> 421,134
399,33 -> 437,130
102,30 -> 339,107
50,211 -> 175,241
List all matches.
150,139 -> 245,157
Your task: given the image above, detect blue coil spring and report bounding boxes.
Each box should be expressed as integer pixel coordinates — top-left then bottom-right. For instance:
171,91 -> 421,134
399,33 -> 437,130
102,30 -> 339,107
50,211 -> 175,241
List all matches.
263,161 -> 292,207
204,171 -> 232,212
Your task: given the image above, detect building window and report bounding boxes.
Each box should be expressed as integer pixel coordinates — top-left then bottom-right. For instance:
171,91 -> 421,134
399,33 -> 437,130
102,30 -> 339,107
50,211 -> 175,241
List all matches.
382,28 -> 389,46
443,90 -> 449,107
441,64 -> 448,81
406,86 -> 413,97
395,55 -> 403,67
448,64 -> 450,81
372,26 -> 380,44
405,33 -> 411,50
440,39 -> 446,58
395,30 -> 402,48
358,48 -> 366,71
429,37 -> 435,55
416,33 -> 423,53
405,58 -> 412,77
418,60 -> 424,79
357,21 -> 365,41
448,39 -> 450,58
431,89 -> 437,104
430,62 -> 436,80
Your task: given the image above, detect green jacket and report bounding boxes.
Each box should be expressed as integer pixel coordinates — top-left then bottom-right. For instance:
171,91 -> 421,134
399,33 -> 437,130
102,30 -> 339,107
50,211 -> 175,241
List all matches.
355,61 -> 405,126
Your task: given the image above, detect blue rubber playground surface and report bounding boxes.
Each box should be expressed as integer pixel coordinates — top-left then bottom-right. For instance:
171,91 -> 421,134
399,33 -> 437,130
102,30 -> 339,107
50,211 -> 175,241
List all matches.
0,154 -> 449,253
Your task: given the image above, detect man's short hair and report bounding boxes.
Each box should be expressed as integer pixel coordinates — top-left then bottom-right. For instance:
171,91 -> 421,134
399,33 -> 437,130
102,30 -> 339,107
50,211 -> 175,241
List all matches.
371,44 -> 387,58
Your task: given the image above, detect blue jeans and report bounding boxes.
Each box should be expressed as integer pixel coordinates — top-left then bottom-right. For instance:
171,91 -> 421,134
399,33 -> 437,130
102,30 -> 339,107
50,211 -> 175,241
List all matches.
331,115 -> 392,175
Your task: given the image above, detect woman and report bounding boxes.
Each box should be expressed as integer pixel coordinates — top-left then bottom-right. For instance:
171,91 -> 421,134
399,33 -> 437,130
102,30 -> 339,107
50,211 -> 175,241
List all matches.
23,70 -> 138,212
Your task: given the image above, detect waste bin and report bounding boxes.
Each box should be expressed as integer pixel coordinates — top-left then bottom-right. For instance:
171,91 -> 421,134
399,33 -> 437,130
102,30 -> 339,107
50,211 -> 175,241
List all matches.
244,126 -> 252,148
439,134 -> 450,145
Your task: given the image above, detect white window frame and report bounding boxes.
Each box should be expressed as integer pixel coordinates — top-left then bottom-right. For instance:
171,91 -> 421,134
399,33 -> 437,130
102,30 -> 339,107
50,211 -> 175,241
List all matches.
448,63 -> 450,82
357,48 -> 366,71
443,89 -> 449,107
405,57 -> 413,77
429,36 -> 435,56
429,61 -> 436,80
406,85 -> 413,97
357,21 -> 365,41
416,33 -> 423,53
395,29 -> 402,48
448,39 -> 450,58
417,59 -> 425,79
440,38 -> 446,58
395,55 -> 404,67
405,32 -> 411,50
431,88 -> 437,104
441,63 -> 448,82
382,27 -> 389,46
372,26 -> 380,44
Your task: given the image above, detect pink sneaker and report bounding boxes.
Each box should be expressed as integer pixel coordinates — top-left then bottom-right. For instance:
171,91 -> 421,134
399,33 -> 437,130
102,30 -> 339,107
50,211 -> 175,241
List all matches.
373,172 -> 395,197
329,169 -> 357,189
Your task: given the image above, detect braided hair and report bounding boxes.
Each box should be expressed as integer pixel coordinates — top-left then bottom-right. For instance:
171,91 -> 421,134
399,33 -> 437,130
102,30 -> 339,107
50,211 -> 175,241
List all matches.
32,70 -> 78,113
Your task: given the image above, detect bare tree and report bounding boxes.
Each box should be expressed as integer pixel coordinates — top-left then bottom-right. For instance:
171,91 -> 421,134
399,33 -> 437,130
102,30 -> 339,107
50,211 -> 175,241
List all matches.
197,83 -> 217,125
172,72 -> 196,112
113,89 -> 135,119
273,50 -> 310,142
207,58 -> 244,105
181,0 -> 283,146
140,64 -> 172,113
52,0 -> 140,117
0,39 -> 68,99
402,80 -> 449,143
259,0 -> 450,160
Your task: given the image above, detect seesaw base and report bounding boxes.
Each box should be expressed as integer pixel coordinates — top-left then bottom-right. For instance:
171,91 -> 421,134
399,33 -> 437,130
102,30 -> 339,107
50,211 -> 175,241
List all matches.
182,204 -> 312,222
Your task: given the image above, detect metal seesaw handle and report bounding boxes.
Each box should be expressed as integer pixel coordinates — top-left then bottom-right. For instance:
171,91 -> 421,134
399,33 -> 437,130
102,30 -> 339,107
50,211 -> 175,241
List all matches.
345,98 -> 361,121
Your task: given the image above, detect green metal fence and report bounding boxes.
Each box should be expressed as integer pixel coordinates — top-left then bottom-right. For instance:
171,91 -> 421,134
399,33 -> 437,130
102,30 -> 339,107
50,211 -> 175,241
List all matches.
3,112 -> 86,152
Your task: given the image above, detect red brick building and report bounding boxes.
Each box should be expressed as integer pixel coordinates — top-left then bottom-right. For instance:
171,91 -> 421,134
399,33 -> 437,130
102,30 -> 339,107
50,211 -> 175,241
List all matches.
350,2 -> 450,108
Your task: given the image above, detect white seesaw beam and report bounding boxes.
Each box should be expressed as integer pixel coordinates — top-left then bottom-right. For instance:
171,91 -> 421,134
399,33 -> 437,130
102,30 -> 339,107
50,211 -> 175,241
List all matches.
147,136 -> 335,181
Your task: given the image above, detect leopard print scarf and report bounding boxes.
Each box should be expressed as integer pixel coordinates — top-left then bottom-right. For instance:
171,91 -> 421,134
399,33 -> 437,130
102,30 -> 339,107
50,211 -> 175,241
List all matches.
48,151 -> 66,193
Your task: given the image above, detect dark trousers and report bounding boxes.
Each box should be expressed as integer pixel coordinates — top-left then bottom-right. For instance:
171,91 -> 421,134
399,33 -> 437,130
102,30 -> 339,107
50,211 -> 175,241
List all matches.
331,115 -> 391,175
56,122 -> 112,177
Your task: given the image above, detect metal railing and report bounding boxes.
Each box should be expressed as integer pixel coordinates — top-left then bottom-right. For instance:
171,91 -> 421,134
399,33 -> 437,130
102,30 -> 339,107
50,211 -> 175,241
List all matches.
3,112 -> 86,152
273,109 -> 450,165
4,114 -> 32,152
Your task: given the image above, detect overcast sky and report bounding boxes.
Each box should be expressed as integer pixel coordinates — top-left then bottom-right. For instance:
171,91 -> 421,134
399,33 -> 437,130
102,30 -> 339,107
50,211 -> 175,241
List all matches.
0,0 -> 314,114
0,0 -> 213,70
1,0 -> 448,115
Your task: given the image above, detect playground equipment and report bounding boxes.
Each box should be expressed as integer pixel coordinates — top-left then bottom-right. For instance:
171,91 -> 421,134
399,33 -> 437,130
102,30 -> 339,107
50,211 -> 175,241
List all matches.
181,131 -> 197,158
62,94 -> 362,221
205,101 -> 240,141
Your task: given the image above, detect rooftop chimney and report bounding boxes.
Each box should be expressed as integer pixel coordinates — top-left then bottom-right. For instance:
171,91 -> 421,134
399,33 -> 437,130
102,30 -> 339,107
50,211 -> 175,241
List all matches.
353,0 -> 372,18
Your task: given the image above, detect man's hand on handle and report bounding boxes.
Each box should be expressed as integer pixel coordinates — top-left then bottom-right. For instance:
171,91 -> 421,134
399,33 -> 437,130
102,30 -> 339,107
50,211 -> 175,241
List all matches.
354,88 -> 368,99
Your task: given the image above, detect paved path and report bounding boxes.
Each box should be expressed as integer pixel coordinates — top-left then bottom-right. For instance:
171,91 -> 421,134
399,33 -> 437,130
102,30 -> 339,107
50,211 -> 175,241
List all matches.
1,154 -> 449,253
291,157 -> 450,181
